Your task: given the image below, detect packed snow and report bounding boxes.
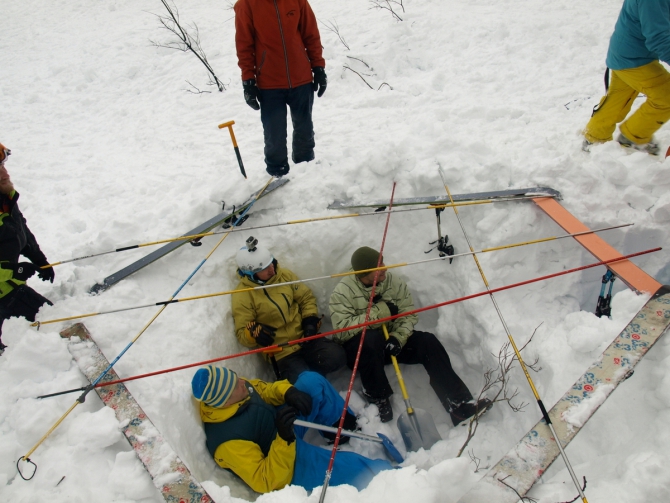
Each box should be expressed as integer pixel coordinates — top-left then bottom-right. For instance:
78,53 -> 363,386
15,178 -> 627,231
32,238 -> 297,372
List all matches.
2,0 -> 670,502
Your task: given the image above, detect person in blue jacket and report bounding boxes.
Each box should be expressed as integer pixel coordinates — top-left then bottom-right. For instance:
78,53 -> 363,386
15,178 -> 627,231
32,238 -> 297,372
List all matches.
582,0 -> 670,155
192,367 -> 392,493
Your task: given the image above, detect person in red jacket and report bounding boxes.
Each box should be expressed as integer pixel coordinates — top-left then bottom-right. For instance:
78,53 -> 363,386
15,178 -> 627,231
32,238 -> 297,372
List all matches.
234,0 -> 327,177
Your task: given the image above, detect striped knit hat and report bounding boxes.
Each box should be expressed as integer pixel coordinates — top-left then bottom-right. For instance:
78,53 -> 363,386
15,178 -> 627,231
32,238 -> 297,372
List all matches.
191,365 -> 238,408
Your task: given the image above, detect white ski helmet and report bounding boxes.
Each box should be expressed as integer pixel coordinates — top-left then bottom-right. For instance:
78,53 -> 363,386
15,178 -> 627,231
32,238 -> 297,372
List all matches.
236,236 -> 274,275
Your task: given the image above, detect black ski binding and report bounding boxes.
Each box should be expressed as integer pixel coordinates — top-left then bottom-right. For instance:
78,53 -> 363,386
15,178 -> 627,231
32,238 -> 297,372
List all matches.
425,235 -> 455,263
595,270 -> 615,318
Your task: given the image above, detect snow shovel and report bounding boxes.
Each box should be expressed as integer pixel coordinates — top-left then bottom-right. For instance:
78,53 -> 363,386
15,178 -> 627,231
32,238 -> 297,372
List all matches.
294,419 -> 404,463
383,325 -> 442,452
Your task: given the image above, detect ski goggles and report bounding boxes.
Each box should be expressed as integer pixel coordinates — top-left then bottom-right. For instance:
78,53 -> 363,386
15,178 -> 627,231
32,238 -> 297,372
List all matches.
0,146 -> 10,165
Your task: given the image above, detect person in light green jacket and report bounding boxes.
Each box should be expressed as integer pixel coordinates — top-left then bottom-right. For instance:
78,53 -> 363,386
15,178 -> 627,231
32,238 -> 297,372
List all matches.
329,246 -> 491,425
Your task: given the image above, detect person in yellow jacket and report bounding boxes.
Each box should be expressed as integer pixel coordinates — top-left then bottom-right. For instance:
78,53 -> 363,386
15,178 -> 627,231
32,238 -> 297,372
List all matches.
231,236 -> 345,383
192,366 -> 391,493
0,144 -> 54,355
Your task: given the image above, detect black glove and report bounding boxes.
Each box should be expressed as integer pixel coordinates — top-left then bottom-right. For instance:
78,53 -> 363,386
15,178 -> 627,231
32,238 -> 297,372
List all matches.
312,67 -> 327,97
284,386 -> 313,416
275,406 -> 297,443
245,321 -> 276,347
1,262 -> 37,282
242,79 -> 260,110
384,336 -> 403,357
31,254 -> 55,283
301,315 -> 320,337
384,301 -> 399,317
37,265 -> 55,283
372,293 -> 383,304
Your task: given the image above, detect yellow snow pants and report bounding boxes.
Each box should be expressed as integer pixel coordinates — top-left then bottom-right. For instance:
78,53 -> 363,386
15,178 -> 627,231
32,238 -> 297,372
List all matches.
583,60 -> 670,144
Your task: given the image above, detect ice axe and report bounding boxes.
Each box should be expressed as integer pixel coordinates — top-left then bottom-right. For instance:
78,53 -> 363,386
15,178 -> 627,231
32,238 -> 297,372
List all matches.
218,120 -> 247,179
383,324 -> 442,451
294,419 -> 404,463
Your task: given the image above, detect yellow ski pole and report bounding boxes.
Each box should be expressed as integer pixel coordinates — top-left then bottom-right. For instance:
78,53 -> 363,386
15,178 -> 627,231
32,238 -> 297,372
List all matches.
438,166 -> 588,503
32,223 -> 631,327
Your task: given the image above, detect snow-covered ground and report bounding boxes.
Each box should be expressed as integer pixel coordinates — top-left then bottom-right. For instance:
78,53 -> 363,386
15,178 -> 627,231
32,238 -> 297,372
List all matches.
1,0 -> 670,502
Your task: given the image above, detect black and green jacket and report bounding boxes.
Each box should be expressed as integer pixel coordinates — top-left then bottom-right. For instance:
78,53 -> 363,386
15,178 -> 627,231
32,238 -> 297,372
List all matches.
0,190 -> 47,299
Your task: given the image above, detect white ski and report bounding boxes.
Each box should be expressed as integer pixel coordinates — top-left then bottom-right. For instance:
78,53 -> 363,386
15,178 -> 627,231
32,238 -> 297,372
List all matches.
459,285 -> 670,502
60,323 -> 213,503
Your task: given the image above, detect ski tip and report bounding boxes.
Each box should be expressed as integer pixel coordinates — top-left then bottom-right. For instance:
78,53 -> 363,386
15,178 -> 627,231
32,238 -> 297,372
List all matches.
89,282 -> 110,296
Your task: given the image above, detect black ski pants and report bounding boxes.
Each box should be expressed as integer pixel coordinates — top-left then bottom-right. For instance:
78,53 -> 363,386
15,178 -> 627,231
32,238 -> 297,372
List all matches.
342,329 -> 473,411
0,285 -> 52,342
259,83 -> 315,174
276,337 -> 346,384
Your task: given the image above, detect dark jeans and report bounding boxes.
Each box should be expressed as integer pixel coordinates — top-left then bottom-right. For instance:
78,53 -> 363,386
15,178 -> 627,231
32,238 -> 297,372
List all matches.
343,329 -> 473,412
0,285 -> 53,340
276,337 -> 346,384
258,83 -> 315,173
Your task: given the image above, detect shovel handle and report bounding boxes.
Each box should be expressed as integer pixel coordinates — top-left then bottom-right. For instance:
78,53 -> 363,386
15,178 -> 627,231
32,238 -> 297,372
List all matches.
382,325 -> 414,412
294,419 -> 383,443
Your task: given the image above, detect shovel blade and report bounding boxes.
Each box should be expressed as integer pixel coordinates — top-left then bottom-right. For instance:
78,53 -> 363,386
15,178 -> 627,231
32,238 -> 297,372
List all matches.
397,408 -> 442,452
377,433 -> 405,463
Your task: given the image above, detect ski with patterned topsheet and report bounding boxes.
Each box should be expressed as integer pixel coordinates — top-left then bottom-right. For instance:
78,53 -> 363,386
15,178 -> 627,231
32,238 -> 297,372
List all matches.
90,177 -> 289,294
328,187 -> 561,210
458,285 -> 670,503
60,323 -> 213,503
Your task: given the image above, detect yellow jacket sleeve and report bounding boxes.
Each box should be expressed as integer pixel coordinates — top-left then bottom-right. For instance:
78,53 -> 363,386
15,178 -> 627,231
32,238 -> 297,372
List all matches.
213,437 -> 296,493
249,378 -> 293,405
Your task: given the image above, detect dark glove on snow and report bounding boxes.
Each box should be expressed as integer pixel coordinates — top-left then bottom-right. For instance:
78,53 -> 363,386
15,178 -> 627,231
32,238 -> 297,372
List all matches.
242,79 -> 260,110
245,321 -> 276,347
284,386 -> 313,416
384,336 -> 403,358
301,315 -> 321,337
312,67 -> 327,97
275,406 -> 297,443
1,262 -> 37,282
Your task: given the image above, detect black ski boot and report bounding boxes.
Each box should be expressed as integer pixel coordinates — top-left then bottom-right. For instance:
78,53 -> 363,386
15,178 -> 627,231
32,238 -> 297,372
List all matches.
363,391 -> 393,423
450,397 -> 493,426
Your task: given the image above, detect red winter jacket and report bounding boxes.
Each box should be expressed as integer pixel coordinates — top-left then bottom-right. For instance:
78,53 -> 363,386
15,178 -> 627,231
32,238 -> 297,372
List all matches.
234,0 -> 325,90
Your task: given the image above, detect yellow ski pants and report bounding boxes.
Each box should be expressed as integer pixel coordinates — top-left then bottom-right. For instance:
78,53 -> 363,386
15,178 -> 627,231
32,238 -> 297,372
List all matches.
584,60 -> 670,144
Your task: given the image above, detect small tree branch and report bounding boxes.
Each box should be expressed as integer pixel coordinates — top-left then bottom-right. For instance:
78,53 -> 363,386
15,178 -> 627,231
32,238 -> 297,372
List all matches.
321,19 -> 350,50
343,65 -> 374,89
456,324 -> 543,458
497,475 -> 538,503
559,477 -> 587,503
369,0 -> 404,22
152,0 -> 225,92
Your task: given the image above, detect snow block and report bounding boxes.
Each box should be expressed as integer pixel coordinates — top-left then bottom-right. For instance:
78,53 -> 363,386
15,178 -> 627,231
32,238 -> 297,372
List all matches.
60,323 -> 212,503
458,285 -> 670,503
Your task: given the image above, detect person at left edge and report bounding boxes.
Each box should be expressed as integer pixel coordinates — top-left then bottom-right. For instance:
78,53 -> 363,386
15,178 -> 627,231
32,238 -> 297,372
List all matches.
231,236 -> 345,384
0,143 -> 54,355
234,0 -> 327,178
192,366 -> 392,493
